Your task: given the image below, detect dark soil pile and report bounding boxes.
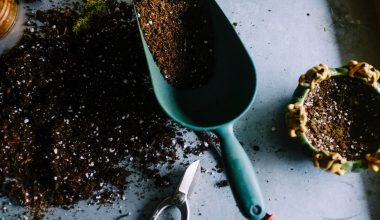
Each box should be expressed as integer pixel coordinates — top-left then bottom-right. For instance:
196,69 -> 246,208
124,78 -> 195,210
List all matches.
0,1 -> 217,218
135,0 -> 215,89
304,76 -> 380,160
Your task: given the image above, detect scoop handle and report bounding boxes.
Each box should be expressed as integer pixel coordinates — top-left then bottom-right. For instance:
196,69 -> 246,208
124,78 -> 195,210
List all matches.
215,124 -> 265,220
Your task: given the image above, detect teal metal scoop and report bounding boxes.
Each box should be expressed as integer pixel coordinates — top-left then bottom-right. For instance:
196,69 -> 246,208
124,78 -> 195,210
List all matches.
135,1 -> 269,219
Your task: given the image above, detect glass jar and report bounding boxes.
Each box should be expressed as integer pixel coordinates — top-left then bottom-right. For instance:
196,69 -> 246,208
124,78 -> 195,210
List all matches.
0,0 -> 18,38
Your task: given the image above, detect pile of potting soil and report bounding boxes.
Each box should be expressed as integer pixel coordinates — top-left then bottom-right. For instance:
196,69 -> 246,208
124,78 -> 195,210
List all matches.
0,1 -> 217,218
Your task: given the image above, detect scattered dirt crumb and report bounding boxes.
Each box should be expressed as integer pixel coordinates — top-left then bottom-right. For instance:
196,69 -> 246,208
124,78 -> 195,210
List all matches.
215,180 -> 229,188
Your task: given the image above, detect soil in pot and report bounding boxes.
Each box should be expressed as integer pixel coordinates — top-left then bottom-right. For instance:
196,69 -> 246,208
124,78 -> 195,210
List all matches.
304,76 -> 380,160
135,0 -> 215,89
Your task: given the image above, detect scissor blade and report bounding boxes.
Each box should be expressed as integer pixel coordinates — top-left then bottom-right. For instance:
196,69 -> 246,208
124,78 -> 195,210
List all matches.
178,160 -> 201,195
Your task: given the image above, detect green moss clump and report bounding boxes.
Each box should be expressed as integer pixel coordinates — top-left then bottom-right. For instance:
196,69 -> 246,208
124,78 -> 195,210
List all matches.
73,0 -> 106,33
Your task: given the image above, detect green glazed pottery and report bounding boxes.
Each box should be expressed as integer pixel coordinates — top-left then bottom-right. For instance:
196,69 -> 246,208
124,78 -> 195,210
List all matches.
286,61 -> 380,176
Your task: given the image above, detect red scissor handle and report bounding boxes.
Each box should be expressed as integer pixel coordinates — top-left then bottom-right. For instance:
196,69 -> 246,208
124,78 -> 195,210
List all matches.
264,214 -> 276,220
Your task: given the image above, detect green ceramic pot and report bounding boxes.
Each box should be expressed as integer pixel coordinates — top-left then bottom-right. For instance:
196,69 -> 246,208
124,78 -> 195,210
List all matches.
286,61 -> 380,175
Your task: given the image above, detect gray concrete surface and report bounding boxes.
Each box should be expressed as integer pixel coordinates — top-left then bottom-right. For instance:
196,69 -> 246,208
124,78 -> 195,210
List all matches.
1,0 -> 380,219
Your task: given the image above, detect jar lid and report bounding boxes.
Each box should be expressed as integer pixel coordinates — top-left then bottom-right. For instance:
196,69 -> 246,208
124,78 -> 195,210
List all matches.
0,0 -> 18,38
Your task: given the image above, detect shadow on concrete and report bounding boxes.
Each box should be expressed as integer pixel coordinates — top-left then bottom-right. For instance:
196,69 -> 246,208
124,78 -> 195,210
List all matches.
240,95 -> 311,164
327,0 -> 380,219
327,0 -> 380,67
360,171 -> 380,219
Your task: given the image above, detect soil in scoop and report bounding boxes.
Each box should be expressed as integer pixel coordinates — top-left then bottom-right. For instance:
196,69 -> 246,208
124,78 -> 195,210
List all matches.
0,1 -> 219,218
304,77 -> 380,160
136,0 -> 215,89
